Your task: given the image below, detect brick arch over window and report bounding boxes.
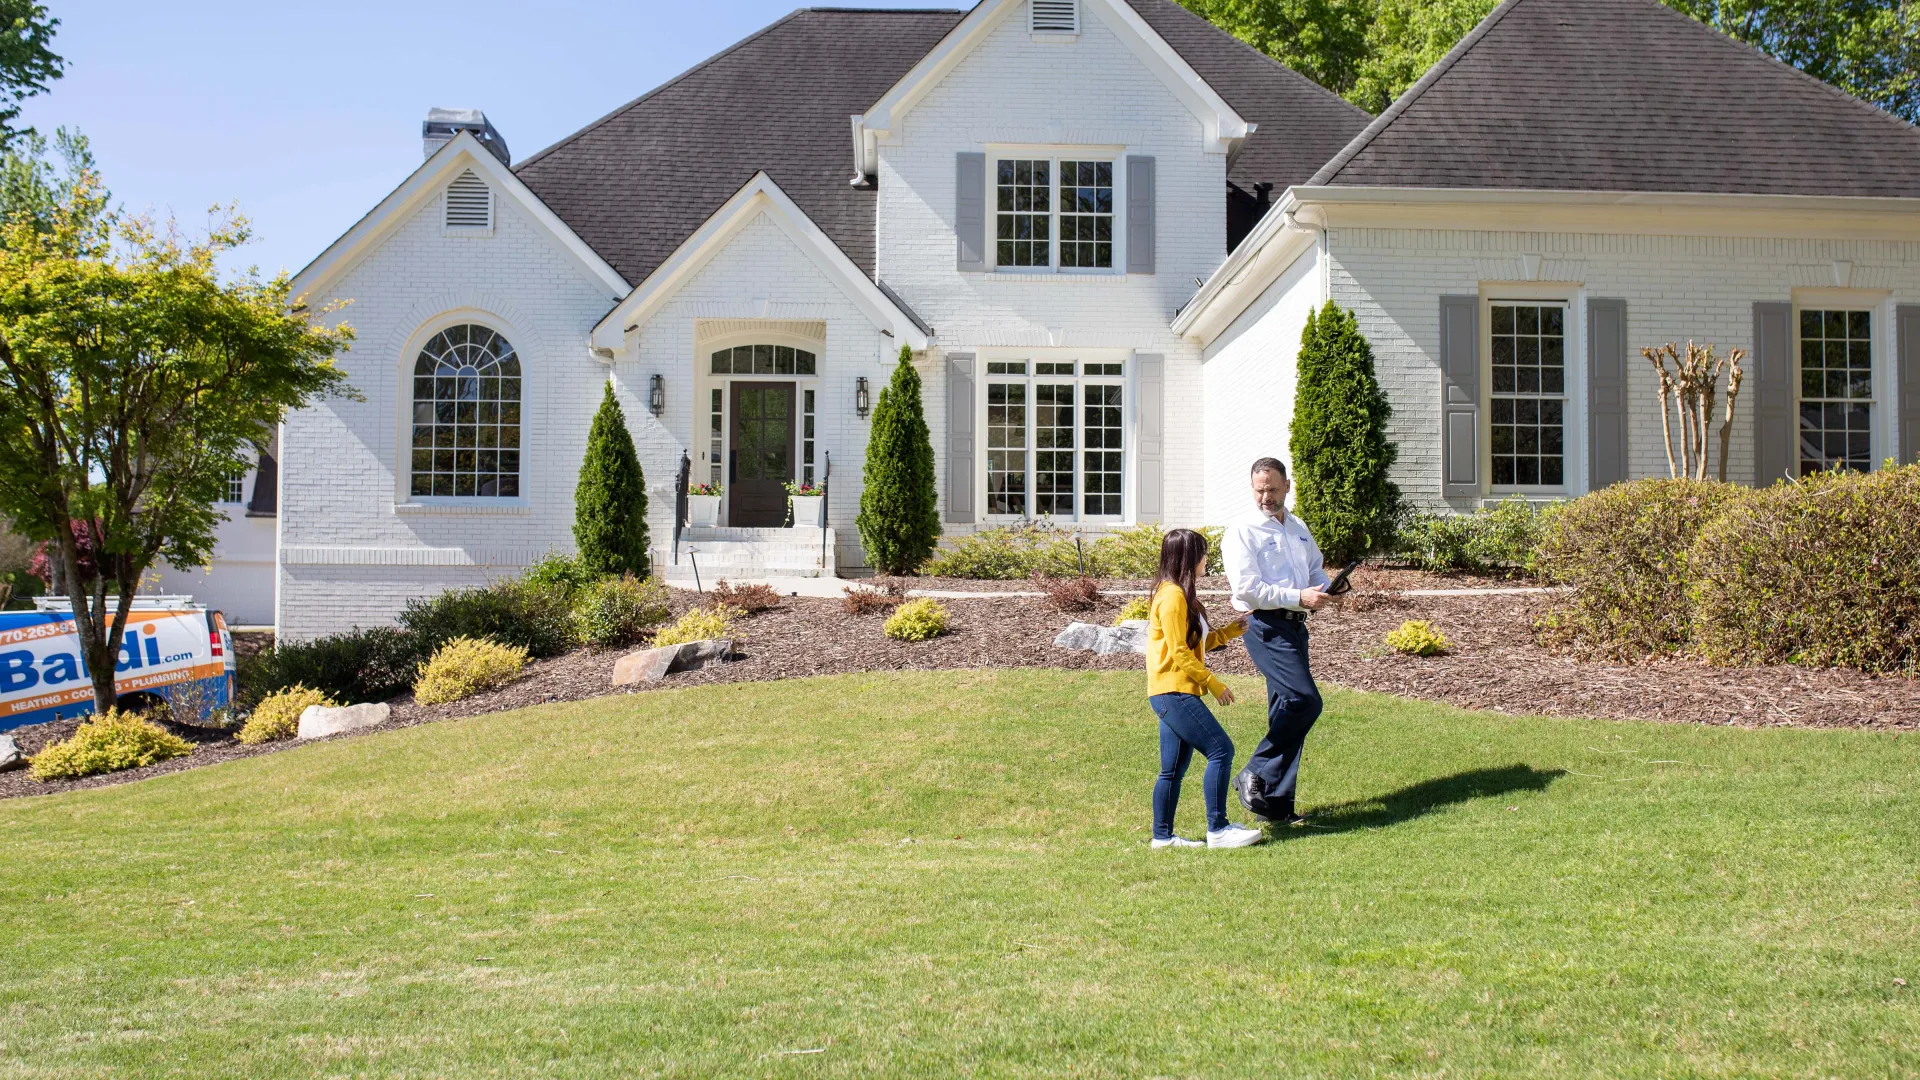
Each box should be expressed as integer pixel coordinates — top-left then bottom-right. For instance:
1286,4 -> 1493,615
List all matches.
410,323 -> 521,497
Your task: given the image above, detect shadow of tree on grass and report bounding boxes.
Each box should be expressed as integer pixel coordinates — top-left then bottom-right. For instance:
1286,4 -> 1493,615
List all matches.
1295,765 -> 1566,836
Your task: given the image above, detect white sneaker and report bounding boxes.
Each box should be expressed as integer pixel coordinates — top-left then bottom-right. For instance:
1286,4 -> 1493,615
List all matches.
1150,835 -> 1204,849
1206,823 -> 1268,849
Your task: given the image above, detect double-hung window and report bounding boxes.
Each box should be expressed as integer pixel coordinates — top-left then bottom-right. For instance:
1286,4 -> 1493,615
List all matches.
994,156 -> 1114,271
984,359 -> 1125,520
1797,309 -> 1874,475
1488,302 -> 1567,489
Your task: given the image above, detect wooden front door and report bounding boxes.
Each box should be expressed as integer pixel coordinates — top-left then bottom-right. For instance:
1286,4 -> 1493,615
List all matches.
728,381 -> 796,526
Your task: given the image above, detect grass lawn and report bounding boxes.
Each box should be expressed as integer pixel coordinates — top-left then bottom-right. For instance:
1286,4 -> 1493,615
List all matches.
2,670 -> 1916,1078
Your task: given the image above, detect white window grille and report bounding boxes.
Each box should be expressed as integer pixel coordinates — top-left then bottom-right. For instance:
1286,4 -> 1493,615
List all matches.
984,359 -> 1125,520
445,170 -> 492,230
1488,303 -> 1567,489
222,473 -> 247,504
410,324 -> 520,497
802,389 -> 817,487
1031,0 -> 1078,34
994,156 -> 1114,271
709,388 -> 724,486
1798,309 -> 1874,475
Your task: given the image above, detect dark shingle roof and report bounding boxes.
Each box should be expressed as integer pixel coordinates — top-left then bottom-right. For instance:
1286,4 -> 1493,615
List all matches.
1310,0 -> 1920,196
515,9 -> 966,285
1119,0 -> 1370,194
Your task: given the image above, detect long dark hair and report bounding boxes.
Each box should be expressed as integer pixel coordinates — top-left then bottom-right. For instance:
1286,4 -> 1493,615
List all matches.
1152,528 -> 1211,649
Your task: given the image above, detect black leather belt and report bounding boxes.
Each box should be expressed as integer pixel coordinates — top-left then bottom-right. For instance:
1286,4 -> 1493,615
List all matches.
1255,608 -> 1308,623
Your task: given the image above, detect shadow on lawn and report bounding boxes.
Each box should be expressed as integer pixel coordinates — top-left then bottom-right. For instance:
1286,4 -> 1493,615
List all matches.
1297,765 -> 1565,835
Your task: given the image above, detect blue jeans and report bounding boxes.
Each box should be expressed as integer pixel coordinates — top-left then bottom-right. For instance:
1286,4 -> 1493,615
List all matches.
1149,692 -> 1235,839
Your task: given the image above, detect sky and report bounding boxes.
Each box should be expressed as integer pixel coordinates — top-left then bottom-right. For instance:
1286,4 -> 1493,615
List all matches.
16,0 -> 947,279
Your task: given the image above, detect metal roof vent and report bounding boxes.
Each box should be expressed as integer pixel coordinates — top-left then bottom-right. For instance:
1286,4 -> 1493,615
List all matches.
445,170 -> 493,230
422,107 -> 510,165
1030,0 -> 1078,34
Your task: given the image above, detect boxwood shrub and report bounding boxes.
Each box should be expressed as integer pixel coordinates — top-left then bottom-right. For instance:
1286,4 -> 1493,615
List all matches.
241,626 -> 422,708
919,523 -> 1222,579
397,579 -> 574,659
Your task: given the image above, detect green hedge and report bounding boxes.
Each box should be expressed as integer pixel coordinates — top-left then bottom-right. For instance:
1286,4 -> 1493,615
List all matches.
1394,497 -> 1556,575
919,522 -> 1223,579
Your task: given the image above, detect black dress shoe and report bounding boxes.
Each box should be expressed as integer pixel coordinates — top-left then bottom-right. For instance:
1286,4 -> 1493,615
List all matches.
1234,767 -> 1270,821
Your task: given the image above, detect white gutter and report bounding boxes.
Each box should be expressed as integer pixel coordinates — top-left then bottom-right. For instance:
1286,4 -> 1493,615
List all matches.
1286,185 -> 1920,215
1170,188 -> 1318,344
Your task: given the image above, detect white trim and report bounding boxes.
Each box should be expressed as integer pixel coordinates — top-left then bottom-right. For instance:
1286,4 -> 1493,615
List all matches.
395,309 -> 533,505
853,0 -> 1249,175
986,148 -> 1125,275
1173,190 -> 1319,344
1479,293 -> 1583,498
589,171 -> 929,353
289,131 -> 629,305
975,347 -> 1132,524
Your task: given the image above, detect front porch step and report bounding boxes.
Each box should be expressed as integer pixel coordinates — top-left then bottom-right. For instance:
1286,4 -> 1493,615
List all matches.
652,527 -> 837,582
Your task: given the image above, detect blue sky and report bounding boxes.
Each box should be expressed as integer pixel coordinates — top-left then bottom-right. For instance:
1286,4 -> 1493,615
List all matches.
17,1 -> 944,278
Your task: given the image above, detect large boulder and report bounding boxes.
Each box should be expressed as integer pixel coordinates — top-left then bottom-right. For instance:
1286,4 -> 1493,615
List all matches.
0,734 -> 23,772
612,639 -> 737,686
297,702 -> 391,739
1053,620 -> 1149,656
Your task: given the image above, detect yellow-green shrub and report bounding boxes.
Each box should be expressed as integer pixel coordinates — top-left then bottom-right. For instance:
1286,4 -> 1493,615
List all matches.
236,685 -> 337,745
30,710 -> 192,781
1384,620 -> 1449,657
884,598 -> 949,641
1114,596 -> 1151,624
412,637 -> 530,705
652,605 -> 742,648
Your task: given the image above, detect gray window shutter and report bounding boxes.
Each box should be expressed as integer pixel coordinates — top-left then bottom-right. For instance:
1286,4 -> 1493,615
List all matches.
1900,305 -> 1920,465
1439,295 -> 1480,498
1588,298 -> 1629,489
1136,353 -> 1164,521
955,153 -> 986,272
1751,302 -> 1793,486
946,353 -> 976,522
1126,155 -> 1155,274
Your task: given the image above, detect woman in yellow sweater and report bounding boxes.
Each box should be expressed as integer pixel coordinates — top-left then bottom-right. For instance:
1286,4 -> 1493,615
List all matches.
1146,529 -> 1266,849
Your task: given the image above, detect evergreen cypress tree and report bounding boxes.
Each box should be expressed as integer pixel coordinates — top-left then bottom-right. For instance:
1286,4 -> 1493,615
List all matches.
1289,301 -> 1400,566
573,382 -> 649,577
858,345 -> 940,574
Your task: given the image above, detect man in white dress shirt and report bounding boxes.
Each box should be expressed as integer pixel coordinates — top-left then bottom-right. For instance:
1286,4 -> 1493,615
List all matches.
1224,457 -> 1332,826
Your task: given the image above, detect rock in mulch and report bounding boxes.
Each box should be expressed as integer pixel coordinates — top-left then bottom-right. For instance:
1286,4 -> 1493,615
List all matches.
611,639 -> 737,686
298,702 -> 391,739
0,734 -> 23,772
1054,620 -> 1149,655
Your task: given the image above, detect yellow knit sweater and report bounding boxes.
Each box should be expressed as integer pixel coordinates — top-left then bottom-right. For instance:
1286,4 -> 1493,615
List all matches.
1146,581 -> 1244,699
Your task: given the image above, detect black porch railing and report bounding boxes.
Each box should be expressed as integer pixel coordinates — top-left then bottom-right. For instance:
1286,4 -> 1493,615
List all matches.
671,451 -> 690,565
819,450 -> 831,571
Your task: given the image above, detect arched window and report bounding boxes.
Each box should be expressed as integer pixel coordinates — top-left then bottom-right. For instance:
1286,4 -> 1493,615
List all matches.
410,324 -> 520,497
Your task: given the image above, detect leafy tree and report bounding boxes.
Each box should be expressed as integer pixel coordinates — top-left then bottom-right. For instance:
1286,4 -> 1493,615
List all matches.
1176,0 -> 1373,97
1664,0 -> 1919,123
1346,0 -> 1490,113
0,2 -> 61,149
573,382 -> 649,577
0,164 -> 353,713
0,126 -> 91,233
1288,301 -> 1399,566
857,346 -> 940,575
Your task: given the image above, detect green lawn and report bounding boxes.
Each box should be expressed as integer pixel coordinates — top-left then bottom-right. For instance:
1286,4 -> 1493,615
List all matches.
2,671 -> 1915,1078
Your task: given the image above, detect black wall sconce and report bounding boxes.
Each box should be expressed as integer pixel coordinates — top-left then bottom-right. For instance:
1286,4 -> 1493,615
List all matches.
855,376 -> 870,417
648,373 -> 665,417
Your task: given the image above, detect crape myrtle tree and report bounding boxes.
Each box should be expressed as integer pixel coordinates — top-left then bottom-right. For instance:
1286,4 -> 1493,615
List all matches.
0,162 -> 352,713
1288,301 -> 1399,567
857,345 -> 940,574
574,381 -> 649,576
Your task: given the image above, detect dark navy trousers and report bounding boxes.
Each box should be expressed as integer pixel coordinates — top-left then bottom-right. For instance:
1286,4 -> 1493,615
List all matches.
1242,610 -> 1323,813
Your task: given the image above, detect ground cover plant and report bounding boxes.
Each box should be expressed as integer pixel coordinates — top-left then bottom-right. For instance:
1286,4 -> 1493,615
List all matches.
883,597 -> 948,640
652,605 -> 740,648
1,670 -> 1914,1076
26,709 -> 190,780
411,637 -> 530,706
235,685 -> 337,745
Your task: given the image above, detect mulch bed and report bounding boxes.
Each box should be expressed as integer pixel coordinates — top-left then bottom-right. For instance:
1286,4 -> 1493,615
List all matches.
4,569 -> 1912,800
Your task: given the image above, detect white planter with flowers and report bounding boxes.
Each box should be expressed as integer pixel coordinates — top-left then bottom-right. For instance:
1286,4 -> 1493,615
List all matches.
786,482 -> 824,527
687,487 -> 722,527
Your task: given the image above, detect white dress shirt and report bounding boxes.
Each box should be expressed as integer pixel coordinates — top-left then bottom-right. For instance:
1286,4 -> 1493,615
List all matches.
1224,510 -> 1331,613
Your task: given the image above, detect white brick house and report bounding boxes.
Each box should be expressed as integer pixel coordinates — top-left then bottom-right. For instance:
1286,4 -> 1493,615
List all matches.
271,0 -> 1920,639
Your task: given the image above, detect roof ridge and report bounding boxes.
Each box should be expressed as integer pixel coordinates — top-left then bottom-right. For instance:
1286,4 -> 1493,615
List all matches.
1126,0 -> 1369,120
516,9 -> 813,173
1306,0 -> 1530,186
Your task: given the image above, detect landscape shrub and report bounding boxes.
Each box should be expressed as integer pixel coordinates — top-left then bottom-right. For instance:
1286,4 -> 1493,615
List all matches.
842,579 -> 905,615
571,574 -> 671,648
858,346 -> 942,575
241,626 -> 422,707
1689,465 -> 1920,674
653,605 -> 742,648
412,637 -> 530,706
398,579 -> 574,659
920,522 -> 1222,579
236,685 -> 338,745
1035,573 -> 1101,611
522,550 -> 601,599
883,598 -> 948,641
1383,620 -> 1449,657
30,709 -> 192,780
574,384 -> 649,576
709,579 -> 782,614
1533,479 -> 1746,658
1394,497 -> 1556,574
1114,596 -> 1150,624
1290,301 -> 1402,566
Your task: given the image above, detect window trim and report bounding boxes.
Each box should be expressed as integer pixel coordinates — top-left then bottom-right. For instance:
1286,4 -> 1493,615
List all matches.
985,146 -> 1125,276
1480,292 -> 1581,497
1791,302 -> 1881,477
393,311 -> 531,508
977,350 -> 1130,524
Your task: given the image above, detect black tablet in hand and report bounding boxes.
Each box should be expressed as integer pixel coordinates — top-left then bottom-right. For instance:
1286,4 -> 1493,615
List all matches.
1325,561 -> 1360,596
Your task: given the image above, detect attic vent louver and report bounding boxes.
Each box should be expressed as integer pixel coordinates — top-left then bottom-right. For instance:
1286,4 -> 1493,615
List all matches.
1030,0 -> 1078,34
445,170 -> 492,230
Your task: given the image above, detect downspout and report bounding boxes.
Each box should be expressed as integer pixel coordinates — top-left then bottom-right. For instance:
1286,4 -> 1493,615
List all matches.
1284,205 -> 1329,306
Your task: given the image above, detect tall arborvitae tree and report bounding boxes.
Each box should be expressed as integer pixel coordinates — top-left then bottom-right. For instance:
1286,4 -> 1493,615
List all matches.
857,346 -> 940,574
574,382 -> 649,576
1289,301 -> 1400,566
